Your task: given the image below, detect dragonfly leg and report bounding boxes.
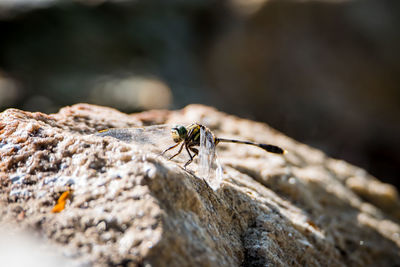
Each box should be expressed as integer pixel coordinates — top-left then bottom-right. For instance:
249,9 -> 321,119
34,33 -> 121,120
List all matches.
168,142 -> 185,160
184,144 -> 196,168
162,142 -> 181,156
183,145 -> 202,168
190,147 -> 199,156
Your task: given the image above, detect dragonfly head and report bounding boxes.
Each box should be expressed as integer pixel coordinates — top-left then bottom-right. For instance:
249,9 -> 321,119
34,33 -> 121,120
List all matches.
171,125 -> 188,143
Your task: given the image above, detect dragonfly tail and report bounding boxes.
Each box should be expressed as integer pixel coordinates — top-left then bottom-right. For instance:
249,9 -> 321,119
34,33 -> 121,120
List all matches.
216,138 -> 285,154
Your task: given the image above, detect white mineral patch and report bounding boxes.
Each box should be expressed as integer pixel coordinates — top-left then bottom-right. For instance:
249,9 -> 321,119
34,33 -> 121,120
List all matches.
10,174 -> 25,184
9,188 -> 31,198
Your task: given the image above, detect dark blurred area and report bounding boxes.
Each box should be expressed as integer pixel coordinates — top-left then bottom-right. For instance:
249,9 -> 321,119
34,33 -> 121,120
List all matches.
0,0 -> 399,188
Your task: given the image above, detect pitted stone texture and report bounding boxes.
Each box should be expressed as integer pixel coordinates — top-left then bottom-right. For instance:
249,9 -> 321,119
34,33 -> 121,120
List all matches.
0,103 -> 399,266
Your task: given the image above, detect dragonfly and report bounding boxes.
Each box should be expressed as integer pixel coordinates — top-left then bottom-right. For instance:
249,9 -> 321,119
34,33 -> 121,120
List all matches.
162,123 -> 285,165
97,123 -> 286,189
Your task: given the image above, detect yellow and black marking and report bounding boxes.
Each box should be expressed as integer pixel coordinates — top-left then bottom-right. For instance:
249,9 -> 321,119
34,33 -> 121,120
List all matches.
162,123 -> 286,168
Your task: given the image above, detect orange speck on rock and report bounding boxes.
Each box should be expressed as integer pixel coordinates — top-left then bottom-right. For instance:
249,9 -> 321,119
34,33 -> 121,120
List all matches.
51,190 -> 72,213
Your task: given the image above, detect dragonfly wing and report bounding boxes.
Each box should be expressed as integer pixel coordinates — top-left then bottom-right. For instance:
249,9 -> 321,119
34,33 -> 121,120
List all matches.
199,127 -> 222,190
199,127 -> 214,177
96,125 -> 189,162
96,125 -> 175,151
96,128 -> 140,143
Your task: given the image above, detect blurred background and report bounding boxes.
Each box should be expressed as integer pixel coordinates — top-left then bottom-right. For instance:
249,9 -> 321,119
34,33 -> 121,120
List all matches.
0,0 -> 399,188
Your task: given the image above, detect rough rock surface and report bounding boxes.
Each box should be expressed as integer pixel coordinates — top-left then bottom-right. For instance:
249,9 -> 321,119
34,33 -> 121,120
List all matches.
0,104 -> 399,266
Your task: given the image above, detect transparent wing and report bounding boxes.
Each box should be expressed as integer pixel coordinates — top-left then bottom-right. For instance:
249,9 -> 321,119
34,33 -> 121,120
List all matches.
96,125 -> 188,162
97,124 -> 172,144
199,127 -> 223,190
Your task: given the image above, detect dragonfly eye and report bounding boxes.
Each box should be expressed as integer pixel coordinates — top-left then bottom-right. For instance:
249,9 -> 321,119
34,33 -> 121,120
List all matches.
171,125 -> 187,142
177,125 -> 188,137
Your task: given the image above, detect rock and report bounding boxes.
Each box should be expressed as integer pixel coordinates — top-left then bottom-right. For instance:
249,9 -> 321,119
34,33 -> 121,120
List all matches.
0,103 -> 399,266
0,226 -> 73,267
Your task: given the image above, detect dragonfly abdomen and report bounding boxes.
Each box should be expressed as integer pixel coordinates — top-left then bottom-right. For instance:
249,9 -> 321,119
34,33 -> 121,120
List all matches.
216,138 -> 285,154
